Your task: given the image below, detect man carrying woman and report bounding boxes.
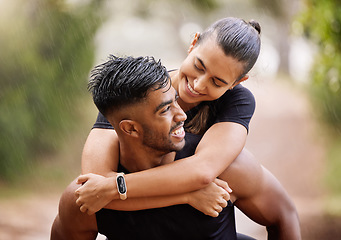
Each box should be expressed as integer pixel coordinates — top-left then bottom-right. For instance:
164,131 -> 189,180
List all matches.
52,17 -> 301,240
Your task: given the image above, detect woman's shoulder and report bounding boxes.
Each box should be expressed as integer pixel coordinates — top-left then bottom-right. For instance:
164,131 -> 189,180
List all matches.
230,84 -> 253,95
208,84 -> 255,131
216,84 -> 255,104
168,69 -> 179,78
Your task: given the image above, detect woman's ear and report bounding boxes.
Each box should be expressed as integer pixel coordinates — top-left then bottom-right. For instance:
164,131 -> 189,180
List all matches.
119,120 -> 140,138
188,32 -> 200,54
231,75 -> 249,90
238,75 -> 249,84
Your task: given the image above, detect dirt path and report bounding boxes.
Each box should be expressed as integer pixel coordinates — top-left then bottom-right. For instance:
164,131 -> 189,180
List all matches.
0,80 -> 336,239
0,194 -> 59,240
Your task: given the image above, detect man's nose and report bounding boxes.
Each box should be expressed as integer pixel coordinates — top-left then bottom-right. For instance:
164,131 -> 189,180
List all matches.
174,102 -> 187,122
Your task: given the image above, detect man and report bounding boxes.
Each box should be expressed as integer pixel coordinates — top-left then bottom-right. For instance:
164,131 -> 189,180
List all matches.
51,55 -> 231,239
51,55 -> 301,240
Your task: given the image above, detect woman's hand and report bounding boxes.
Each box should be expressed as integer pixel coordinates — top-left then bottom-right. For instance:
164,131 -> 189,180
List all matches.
187,178 -> 232,217
75,173 -> 117,215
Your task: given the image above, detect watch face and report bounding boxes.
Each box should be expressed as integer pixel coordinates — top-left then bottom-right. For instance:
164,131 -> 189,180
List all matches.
117,175 -> 126,194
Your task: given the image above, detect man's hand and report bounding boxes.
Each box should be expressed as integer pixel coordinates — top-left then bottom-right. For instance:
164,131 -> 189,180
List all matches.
75,173 -> 117,215
187,178 -> 232,217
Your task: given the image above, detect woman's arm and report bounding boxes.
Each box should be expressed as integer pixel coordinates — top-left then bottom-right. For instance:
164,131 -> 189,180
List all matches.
81,128 -> 119,176
124,121 -> 247,197
78,85 -> 252,212
76,173 -> 231,217
80,122 -> 245,196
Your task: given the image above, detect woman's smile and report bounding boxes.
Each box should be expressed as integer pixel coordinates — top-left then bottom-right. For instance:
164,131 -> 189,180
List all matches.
187,81 -> 199,95
185,79 -> 203,97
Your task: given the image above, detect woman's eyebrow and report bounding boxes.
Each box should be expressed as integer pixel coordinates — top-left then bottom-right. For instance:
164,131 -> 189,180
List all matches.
214,76 -> 228,85
196,57 -> 207,70
196,57 -> 228,85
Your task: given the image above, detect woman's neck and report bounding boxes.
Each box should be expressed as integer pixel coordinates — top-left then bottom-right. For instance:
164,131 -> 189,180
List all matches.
177,97 -> 199,113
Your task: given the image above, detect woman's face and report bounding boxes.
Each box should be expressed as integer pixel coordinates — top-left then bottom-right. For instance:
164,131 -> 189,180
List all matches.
177,36 -> 248,106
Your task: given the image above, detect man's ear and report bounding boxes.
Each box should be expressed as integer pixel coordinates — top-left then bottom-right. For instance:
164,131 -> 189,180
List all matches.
119,120 -> 140,138
188,32 -> 200,54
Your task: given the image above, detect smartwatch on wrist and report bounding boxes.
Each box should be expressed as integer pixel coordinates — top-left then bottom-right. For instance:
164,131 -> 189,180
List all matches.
116,172 -> 127,200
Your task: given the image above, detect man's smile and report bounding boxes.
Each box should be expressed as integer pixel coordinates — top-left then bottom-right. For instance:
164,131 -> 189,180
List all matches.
170,123 -> 185,139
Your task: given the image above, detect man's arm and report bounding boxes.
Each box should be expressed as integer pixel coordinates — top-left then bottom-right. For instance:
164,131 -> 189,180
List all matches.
219,149 -> 301,240
51,180 -> 98,240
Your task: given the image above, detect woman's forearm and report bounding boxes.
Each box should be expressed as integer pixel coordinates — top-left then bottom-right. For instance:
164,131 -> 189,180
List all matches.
105,194 -> 188,211
124,122 -> 247,198
104,179 -> 231,218
77,123 -> 244,213
82,122 -> 246,199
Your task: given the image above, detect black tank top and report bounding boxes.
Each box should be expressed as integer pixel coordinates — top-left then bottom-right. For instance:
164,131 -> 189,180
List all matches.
96,164 -> 237,240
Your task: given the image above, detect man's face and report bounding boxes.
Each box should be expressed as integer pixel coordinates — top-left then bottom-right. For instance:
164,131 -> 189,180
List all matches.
137,83 -> 187,154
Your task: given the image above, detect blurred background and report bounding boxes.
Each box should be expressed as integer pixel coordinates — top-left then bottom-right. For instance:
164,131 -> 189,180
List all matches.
0,0 -> 340,239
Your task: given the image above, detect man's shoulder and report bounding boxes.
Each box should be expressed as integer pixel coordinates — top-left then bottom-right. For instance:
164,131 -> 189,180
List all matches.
219,149 -> 263,200
51,180 -> 98,239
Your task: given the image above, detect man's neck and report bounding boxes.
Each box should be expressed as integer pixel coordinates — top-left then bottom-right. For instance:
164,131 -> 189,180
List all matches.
119,143 -> 175,173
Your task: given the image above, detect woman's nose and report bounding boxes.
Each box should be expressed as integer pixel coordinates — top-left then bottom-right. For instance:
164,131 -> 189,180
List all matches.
193,76 -> 207,92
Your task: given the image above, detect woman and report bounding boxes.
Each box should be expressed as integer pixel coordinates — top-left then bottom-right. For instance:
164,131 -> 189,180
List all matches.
77,17 -> 261,217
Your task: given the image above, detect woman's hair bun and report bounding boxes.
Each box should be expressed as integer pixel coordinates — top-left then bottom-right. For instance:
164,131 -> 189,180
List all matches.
249,20 -> 261,34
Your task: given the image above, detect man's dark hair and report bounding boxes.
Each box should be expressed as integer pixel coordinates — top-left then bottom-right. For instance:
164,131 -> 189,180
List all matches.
88,55 -> 170,116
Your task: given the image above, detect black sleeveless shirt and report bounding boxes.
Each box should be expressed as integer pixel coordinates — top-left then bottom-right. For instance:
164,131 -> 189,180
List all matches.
96,163 -> 237,240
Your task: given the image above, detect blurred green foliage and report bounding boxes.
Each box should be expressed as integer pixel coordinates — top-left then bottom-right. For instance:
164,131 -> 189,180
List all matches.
189,0 -> 219,11
300,0 -> 341,196
300,0 -> 341,132
0,0 -> 103,181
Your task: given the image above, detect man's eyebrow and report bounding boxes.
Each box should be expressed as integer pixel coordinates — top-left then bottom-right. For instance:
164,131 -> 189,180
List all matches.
154,99 -> 173,113
196,57 -> 228,85
154,91 -> 178,113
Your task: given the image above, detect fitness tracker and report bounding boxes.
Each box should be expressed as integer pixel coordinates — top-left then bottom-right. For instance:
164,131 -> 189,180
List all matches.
116,172 -> 127,200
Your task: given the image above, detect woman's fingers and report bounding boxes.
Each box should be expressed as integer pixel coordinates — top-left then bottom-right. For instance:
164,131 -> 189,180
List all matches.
222,190 -> 230,201
220,198 -> 228,208
76,173 -> 91,185
214,205 -> 223,213
214,178 -> 232,193
209,210 -> 219,218
79,205 -> 87,213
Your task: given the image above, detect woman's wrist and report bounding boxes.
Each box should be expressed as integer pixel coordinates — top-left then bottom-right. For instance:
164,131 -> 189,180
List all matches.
115,172 -> 128,200
106,176 -> 120,200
